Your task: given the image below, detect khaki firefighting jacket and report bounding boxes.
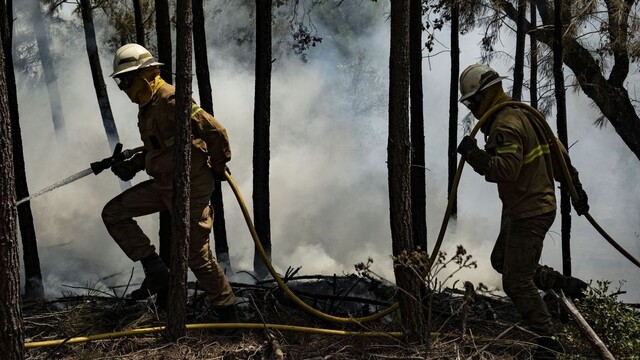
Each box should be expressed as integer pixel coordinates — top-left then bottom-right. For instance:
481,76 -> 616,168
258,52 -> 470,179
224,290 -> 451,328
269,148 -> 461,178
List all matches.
480,93 -> 580,219
136,80 -> 231,197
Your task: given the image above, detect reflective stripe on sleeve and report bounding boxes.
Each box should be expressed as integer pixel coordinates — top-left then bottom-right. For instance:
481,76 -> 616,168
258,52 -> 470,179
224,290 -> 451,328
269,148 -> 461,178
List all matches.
496,144 -> 519,155
523,144 -> 550,164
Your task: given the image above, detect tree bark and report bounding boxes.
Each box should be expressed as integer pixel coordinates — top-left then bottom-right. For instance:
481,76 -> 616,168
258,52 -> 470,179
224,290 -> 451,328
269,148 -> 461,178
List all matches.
529,0 -> 538,108
448,0 -> 459,218
155,0 -> 173,84
501,1 -> 640,163
166,0 -> 193,342
253,0 -> 272,279
3,0 -> 43,300
79,0 -> 121,152
133,0 -> 145,47
154,0 -> 173,308
389,0 -> 426,343
552,0 -> 572,276
30,0 -> 66,142
192,0 -> 232,273
409,0 -> 426,251
512,0 -> 526,100
0,12 -> 25,356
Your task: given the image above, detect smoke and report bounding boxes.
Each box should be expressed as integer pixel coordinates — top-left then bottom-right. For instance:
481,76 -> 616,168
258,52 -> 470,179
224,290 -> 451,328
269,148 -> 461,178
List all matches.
14,2 -> 639,303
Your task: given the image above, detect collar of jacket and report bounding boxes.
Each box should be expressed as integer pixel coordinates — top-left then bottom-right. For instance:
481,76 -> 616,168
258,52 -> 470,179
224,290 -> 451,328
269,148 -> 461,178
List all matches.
139,75 -> 166,108
480,91 -> 513,134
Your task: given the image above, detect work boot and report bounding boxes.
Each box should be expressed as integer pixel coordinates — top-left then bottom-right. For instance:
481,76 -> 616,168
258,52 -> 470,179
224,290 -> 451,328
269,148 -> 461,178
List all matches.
214,304 -> 240,323
557,276 -> 589,300
533,336 -> 564,359
131,254 -> 170,300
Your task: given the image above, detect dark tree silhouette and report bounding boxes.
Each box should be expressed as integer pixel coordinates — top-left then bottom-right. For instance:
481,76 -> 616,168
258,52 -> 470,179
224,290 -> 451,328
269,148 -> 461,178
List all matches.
192,0 -> 231,273
448,0 -> 460,218
512,0 -> 526,100
133,0 -> 145,46
529,0 -> 538,108
389,0 -> 426,343
409,0 -> 427,251
155,0 -> 173,308
79,0 -> 121,152
253,0 -> 272,279
2,0 -> 43,300
166,0 -> 193,341
0,6 -> 25,355
552,0 -> 572,275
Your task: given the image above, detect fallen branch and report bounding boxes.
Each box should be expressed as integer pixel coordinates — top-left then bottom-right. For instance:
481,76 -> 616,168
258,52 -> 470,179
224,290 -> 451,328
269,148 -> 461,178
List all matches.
549,290 -> 614,360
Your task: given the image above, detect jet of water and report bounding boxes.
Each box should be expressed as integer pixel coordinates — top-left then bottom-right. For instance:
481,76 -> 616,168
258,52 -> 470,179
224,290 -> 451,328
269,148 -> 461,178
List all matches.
16,167 -> 95,206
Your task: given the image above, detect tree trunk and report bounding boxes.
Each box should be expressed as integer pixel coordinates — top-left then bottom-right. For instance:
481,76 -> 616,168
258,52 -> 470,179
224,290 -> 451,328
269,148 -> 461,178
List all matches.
448,0 -> 459,218
155,0 -> 173,308
0,15 -> 25,357
253,0 -> 272,279
512,0 -> 526,100
192,0 -> 232,274
30,0 -> 66,142
409,0 -> 426,251
133,0 -> 145,47
502,1 -> 640,163
3,0 -> 44,300
79,0 -> 121,152
529,0 -> 538,108
166,0 -> 193,341
552,0 -> 572,276
389,0 -> 426,343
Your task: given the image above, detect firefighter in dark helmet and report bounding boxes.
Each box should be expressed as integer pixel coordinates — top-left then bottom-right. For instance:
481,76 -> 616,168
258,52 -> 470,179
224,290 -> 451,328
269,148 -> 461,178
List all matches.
101,43 -> 237,322
456,63 -> 590,357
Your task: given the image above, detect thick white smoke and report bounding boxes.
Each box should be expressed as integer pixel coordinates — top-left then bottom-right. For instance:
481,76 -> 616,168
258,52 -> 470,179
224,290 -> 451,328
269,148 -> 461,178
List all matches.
14,2 -> 639,303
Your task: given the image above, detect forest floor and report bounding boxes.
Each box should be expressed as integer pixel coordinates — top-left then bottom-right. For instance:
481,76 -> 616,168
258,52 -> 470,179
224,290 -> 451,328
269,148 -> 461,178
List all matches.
22,274 -> 604,359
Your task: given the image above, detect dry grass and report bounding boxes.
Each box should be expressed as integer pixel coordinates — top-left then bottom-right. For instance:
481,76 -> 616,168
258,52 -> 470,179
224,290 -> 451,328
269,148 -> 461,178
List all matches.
22,276 -> 595,359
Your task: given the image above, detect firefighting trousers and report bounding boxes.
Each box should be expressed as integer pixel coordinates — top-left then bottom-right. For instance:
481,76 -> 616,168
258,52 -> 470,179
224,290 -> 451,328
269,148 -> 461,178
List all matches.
490,211 -> 560,336
101,179 -> 236,307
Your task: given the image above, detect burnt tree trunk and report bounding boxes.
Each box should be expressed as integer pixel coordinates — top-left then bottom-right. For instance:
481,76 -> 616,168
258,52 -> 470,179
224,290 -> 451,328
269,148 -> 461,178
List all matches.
193,0 -> 231,273
529,0 -> 538,108
448,0 -> 459,218
30,0 -> 66,142
0,13 -> 25,356
409,0 -> 426,251
2,0 -> 43,300
155,0 -> 173,83
389,0 -> 426,343
512,0 -> 526,100
166,0 -> 193,341
133,0 -> 145,47
553,0 -> 572,276
155,0 -> 173,308
253,0 -> 272,279
79,0 -> 120,152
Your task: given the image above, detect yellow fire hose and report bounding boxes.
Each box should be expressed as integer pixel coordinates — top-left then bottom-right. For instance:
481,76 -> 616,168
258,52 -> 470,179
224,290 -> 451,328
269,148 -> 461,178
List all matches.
25,323 -> 406,349
24,101 -> 638,349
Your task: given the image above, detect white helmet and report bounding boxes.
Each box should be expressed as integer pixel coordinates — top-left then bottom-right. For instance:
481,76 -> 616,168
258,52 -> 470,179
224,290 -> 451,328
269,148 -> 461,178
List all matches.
459,64 -> 507,103
110,43 -> 163,77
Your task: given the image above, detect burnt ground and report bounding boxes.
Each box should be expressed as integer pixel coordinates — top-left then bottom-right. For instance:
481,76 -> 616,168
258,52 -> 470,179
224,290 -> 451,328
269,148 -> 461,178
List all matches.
22,274 -> 600,359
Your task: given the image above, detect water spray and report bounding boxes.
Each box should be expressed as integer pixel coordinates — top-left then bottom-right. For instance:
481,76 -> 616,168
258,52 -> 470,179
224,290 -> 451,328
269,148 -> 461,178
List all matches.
16,143 -> 145,206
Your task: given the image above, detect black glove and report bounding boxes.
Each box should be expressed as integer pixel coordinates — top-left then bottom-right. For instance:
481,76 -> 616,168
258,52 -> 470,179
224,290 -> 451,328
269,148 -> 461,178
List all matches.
111,159 -> 141,181
457,136 -> 479,156
457,136 -> 492,175
571,183 -> 589,216
213,166 -> 230,182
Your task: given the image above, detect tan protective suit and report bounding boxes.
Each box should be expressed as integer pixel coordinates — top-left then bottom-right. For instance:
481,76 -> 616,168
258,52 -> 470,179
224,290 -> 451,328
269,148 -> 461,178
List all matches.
102,76 -> 235,307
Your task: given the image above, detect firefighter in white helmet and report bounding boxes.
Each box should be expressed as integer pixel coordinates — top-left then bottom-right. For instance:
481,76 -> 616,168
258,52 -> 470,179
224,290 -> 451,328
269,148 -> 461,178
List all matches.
457,63 -> 590,357
101,43 -> 238,322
